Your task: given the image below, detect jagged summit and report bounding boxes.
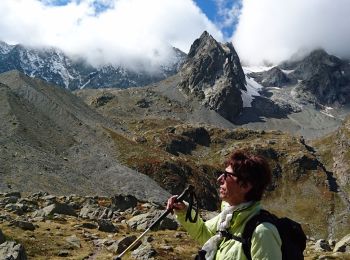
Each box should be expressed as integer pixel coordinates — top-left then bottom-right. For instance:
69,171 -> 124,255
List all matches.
178,31 -> 246,122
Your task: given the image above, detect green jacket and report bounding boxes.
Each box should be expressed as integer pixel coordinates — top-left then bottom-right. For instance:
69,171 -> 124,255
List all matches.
175,201 -> 282,260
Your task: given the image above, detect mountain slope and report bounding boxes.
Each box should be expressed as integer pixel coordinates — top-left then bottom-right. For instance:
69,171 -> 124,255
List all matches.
0,71 -> 170,204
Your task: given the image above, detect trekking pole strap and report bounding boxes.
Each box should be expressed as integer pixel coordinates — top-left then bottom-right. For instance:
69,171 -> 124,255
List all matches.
185,187 -> 199,223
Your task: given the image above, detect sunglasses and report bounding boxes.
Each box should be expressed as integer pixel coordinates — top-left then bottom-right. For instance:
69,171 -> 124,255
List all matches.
218,171 -> 240,180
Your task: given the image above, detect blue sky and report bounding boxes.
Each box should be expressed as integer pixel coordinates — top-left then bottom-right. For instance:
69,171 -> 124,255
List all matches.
194,0 -> 242,38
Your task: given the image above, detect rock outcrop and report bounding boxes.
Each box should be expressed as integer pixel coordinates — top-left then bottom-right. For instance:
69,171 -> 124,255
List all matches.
249,67 -> 292,88
178,31 -> 246,122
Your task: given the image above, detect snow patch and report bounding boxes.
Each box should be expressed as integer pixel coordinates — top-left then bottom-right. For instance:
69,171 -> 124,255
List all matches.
241,75 -> 263,107
281,69 -> 294,74
320,111 -> 335,118
80,79 -> 91,89
0,41 -> 14,54
242,66 -> 273,73
320,106 -> 335,118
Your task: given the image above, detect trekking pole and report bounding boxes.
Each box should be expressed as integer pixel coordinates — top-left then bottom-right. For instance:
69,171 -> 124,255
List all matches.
114,185 -> 194,260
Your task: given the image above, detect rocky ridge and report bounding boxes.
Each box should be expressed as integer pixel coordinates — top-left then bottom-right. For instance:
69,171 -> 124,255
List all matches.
249,49 -> 350,106
178,31 -> 246,122
1,191 -> 350,259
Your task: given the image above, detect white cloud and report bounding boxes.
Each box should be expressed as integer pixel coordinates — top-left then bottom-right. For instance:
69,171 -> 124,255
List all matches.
232,0 -> 350,66
0,0 -> 223,71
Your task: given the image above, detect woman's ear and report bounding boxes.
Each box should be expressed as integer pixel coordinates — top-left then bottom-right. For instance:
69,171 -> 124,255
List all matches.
240,182 -> 252,193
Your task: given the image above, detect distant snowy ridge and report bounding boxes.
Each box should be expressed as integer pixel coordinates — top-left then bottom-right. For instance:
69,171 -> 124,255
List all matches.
0,41 -> 186,90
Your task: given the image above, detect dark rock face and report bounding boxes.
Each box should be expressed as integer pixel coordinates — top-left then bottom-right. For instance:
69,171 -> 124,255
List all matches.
176,127 -> 211,147
290,49 -> 350,105
279,49 -> 350,106
249,67 -> 292,88
178,31 -> 246,121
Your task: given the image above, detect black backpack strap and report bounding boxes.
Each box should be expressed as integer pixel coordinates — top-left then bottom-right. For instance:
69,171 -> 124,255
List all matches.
241,210 -> 277,260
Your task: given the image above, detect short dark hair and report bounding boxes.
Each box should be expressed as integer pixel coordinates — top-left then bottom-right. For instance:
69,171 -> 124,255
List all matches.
225,150 -> 271,201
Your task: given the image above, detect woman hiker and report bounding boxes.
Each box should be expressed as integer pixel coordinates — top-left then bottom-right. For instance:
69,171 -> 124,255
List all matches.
167,150 -> 282,260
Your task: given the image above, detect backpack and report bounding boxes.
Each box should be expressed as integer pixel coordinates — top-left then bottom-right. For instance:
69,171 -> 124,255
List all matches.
240,209 -> 307,260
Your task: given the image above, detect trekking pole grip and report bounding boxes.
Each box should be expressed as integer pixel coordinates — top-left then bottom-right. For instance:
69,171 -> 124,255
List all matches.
114,185 -> 194,260
148,185 -> 194,229
176,184 -> 194,203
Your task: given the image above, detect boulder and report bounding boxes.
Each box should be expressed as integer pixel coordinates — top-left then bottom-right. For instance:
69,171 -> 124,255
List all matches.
0,241 -> 27,260
127,210 -> 178,231
33,202 -> 77,217
13,220 -> 35,231
112,195 -> 138,211
97,219 -> 118,233
313,239 -> 332,252
131,243 -> 157,260
108,235 -> 141,254
333,233 -> 350,252
65,235 -> 81,249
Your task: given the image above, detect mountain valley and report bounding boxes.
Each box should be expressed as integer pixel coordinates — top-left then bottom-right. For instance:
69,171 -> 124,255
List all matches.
1,32 -> 350,259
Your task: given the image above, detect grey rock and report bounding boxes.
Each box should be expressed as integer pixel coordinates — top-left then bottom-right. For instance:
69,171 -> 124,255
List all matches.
131,243 -> 157,260
79,202 -> 100,219
313,239 -> 332,252
333,233 -> 350,252
65,235 -> 81,248
4,204 -> 25,215
0,241 -> 27,260
33,202 -> 77,217
127,210 -> 178,231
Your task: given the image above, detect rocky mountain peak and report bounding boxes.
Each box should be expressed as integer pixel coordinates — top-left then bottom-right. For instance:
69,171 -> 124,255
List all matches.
178,31 -> 246,122
187,31 -> 220,59
290,49 -> 350,105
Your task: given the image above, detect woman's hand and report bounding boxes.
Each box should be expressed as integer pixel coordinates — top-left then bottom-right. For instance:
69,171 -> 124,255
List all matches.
167,195 -> 186,213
